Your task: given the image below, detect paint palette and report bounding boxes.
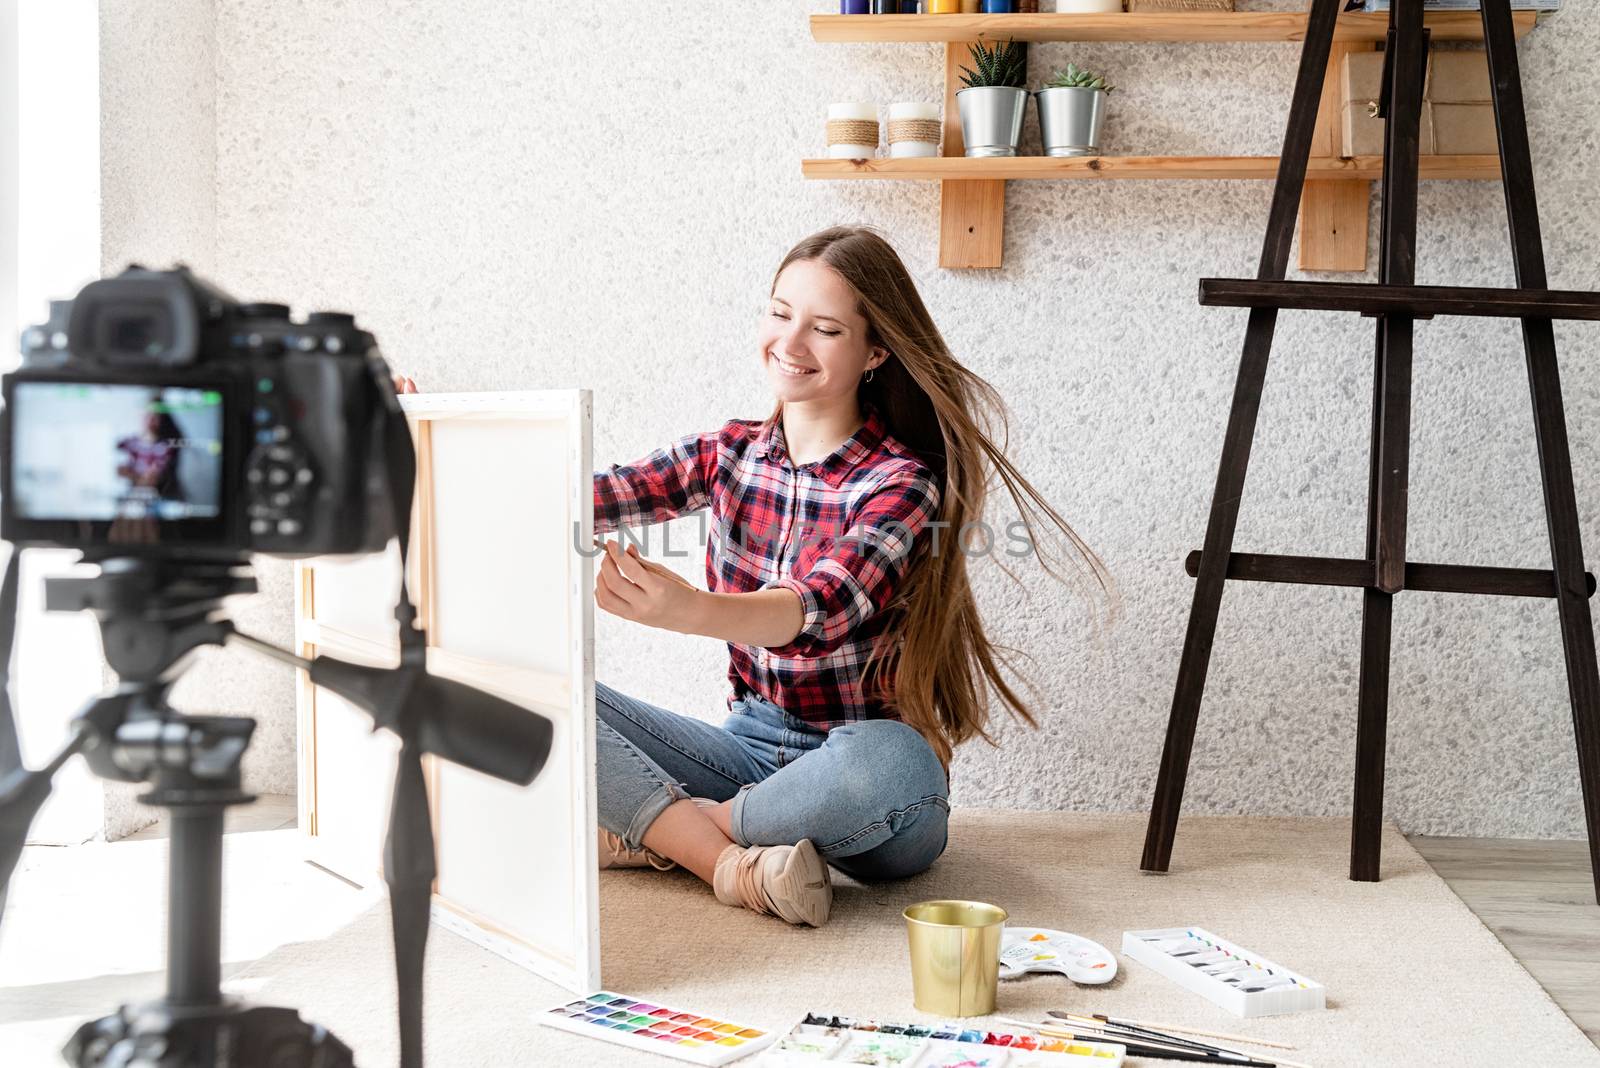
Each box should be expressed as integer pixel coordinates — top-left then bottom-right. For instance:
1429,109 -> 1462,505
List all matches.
998,928 -> 1117,985
758,1015 -> 1125,1066
537,991 -> 777,1065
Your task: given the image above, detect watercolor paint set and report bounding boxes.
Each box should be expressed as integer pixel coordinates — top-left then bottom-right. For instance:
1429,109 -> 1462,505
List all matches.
758,1014 -> 1125,1066
536,991 -> 777,1065
1122,927 -> 1326,1019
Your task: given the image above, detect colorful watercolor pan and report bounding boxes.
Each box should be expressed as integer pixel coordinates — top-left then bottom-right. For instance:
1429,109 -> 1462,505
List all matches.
758,1016 -> 1125,1066
536,991 -> 776,1065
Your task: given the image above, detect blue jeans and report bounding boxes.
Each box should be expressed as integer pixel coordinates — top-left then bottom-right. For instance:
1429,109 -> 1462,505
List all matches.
594,680 -> 950,883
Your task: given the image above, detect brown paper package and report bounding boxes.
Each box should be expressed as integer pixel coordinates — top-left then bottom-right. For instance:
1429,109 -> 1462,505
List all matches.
1340,49 -> 1498,157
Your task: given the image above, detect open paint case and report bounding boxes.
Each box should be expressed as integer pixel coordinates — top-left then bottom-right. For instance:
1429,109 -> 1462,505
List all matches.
759,1016 -> 1125,1066
1122,927 -> 1325,1019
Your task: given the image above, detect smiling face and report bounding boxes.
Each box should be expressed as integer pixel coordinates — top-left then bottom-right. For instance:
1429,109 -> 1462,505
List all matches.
759,258 -> 886,409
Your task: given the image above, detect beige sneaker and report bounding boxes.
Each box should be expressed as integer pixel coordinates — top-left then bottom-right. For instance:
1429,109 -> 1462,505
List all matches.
712,839 -> 832,927
598,827 -> 676,871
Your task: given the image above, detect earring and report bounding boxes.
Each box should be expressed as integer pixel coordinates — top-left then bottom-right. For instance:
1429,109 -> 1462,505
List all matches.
865,367 -> 876,383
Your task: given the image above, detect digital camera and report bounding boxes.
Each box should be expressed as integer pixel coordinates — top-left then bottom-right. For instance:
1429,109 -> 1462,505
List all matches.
0,265 -> 396,557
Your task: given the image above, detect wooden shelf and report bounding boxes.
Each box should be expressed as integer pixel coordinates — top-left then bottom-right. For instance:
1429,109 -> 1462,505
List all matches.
803,154 -> 1503,182
810,10 -> 1537,45
809,10 -> 1541,269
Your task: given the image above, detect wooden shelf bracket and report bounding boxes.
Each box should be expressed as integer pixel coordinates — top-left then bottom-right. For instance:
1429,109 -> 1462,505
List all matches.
940,42 -> 1006,269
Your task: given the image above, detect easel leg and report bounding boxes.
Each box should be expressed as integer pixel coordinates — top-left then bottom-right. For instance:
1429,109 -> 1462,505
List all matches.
1479,0 -> 1600,903
1348,0 -> 1427,882
1351,589 -> 1392,881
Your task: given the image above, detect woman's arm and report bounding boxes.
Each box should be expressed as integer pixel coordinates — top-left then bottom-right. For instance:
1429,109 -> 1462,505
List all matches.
596,541 -> 804,647
593,430 -> 718,534
766,470 -> 941,658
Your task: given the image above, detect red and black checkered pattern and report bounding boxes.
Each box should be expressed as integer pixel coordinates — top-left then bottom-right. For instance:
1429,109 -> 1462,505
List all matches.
594,407 -> 940,729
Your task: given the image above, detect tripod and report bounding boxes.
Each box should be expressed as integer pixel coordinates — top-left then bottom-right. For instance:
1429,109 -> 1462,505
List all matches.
1140,0 -> 1600,902
0,547 -> 553,1066
24,557 -> 353,1066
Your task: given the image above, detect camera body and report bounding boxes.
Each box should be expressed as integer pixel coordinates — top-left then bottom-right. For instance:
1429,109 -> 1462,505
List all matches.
1,265 -> 396,557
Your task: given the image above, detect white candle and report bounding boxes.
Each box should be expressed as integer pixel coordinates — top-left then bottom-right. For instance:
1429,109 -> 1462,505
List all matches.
887,101 -> 941,158
827,101 -> 879,158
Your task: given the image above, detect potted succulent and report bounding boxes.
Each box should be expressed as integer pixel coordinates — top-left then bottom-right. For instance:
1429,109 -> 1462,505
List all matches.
1034,62 -> 1116,156
956,38 -> 1029,157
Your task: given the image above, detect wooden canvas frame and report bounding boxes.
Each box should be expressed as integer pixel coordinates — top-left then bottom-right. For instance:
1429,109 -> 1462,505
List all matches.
294,390 -> 598,993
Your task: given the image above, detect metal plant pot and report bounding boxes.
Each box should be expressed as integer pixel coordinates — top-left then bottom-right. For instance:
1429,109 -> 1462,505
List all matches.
956,86 -> 1029,158
1034,85 -> 1108,157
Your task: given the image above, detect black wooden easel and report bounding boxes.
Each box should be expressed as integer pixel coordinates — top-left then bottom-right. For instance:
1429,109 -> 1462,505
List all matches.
1140,0 -> 1600,904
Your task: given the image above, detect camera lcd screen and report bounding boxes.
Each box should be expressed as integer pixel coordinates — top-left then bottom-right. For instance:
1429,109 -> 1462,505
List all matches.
10,382 -> 224,522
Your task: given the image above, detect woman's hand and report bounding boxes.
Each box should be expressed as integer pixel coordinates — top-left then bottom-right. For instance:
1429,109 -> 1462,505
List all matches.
393,373 -> 418,394
594,540 -> 702,631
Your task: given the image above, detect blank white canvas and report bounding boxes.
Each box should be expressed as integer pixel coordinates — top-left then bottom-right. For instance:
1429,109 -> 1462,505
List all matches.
296,389 -> 597,994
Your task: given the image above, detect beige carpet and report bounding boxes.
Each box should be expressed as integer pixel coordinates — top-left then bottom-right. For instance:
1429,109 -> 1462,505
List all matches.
226,812 -> 1599,1066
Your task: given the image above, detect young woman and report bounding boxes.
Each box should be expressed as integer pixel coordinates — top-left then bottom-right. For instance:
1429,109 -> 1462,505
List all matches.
396,225 -> 1113,929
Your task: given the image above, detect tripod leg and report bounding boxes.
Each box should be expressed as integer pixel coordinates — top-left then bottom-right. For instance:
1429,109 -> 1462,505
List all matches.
1141,0 -> 1344,874
1479,0 -> 1600,904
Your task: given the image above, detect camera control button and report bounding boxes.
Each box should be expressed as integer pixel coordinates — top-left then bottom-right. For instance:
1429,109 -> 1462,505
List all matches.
251,519 -> 272,535
277,519 -> 303,536
323,334 -> 344,354
296,468 -> 314,485
268,469 -> 290,487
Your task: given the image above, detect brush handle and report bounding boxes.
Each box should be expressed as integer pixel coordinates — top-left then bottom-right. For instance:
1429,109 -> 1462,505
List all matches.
1036,1025 -> 1276,1066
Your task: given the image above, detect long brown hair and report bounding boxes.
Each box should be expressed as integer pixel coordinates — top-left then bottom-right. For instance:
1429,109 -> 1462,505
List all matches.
770,225 -> 1120,768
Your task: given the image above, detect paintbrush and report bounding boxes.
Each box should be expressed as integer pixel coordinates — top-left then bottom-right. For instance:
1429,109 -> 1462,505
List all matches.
1048,1013 -> 1315,1068
1050,1010 -> 1299,1052
995,1018 -> 1280,1067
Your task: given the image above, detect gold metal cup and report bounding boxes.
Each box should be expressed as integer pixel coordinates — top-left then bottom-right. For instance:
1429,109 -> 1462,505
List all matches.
902,899 -> 1008,1017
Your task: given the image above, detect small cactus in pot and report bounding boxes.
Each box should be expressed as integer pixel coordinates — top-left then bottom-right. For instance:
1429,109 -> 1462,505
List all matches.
1034,62 -> 1117,157
956,39 -> 1030,158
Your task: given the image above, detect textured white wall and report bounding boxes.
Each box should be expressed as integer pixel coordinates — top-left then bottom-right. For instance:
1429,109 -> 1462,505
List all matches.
99,1 -> 1599,839
99,0 -> 306,835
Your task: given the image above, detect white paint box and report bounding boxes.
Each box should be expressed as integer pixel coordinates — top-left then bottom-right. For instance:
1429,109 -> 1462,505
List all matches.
1122,927 -> 1326,1019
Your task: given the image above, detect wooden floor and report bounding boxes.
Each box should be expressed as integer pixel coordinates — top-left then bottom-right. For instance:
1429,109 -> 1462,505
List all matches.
114,805 -> 1598,1048
1410,835 -> 1600,1047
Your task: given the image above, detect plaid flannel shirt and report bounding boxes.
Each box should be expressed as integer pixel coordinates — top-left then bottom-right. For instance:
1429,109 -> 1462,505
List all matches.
593,406 -> 941,730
